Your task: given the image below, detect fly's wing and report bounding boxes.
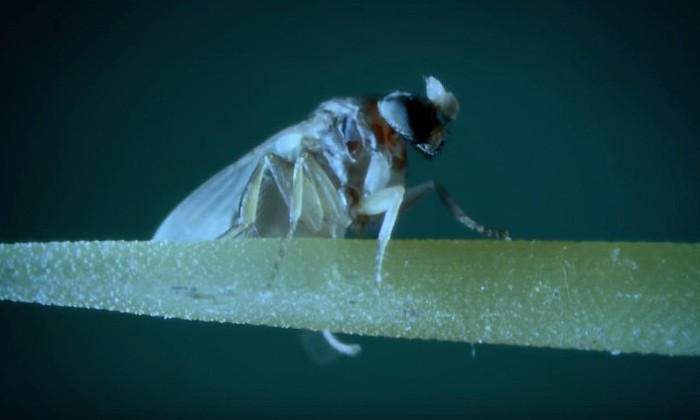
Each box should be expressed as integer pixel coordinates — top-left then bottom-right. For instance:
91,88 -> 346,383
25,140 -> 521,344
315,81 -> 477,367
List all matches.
152,123 -> 311,242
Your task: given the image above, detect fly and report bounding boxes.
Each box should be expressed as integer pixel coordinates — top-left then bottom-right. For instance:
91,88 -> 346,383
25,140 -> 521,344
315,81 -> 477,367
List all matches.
153,76 -> 509,358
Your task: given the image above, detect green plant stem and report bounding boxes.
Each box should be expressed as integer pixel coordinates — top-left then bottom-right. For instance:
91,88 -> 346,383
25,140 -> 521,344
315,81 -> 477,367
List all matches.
1,239 -> 698,356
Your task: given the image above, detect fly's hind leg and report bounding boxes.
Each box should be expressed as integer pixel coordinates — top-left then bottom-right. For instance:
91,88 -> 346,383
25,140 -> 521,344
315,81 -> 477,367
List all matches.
435,183 -> 510,239
272,153 -> 308,275
222,152 -> 346,279
405,181 -> 510,239
222,153 -> 361,358
218,153 -> 294,240
217,152 -> 306,281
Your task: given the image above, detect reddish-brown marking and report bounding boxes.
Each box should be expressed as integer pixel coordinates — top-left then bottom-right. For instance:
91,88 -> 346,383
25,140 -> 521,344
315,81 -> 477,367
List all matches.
345,185 -> 362,206
365,100 -> 407,171
392,148 -> 407,171
346,139 -> 360,154
345,184 -> 370,232
365,101 -> 400,148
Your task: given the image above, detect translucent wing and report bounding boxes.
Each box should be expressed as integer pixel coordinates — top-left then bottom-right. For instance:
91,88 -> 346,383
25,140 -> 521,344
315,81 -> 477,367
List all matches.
152,124 -> 308,241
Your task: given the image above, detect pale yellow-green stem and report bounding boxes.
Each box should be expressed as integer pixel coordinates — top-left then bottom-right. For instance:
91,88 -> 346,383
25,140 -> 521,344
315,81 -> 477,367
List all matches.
1,239 -> 698,356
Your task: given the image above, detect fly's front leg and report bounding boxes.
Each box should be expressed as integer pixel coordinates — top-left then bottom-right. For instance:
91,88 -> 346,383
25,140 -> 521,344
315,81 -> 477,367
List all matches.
357,185 -> 405,285
404,181 -> 510,239
435,183 -> 510,239
401,180 -> 435,211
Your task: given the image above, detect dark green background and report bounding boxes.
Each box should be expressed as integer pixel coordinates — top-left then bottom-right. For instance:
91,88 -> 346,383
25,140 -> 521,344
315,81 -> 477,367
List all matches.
2,1 -> 699,417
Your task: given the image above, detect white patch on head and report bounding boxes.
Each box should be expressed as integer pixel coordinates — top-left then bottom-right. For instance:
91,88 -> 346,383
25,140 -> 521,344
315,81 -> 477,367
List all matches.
377,92 -> 412,139
425,76 -> 459,121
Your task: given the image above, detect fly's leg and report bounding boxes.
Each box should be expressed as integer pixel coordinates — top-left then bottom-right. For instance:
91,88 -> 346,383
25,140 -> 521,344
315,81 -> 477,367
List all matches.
405,181 -> 510,239
322,330 -> 361,357
221,152 -> 345,278
297,155 -> 361,358
357,185 -> 406,285
280,151 -> 353,239
218,153 -> 293,239
289,154 -> 361,357
299,329 -> 361,365
435,183 -> 510,239
216,153 -> 301,281
221,152 -> 361,357
401,180 -> 435,211
271,153 -> 307,275
302,156 -> 351,238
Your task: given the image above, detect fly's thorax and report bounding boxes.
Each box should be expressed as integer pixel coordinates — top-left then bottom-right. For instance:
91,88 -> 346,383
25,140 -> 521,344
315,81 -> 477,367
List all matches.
331,98 -> 408,215
308,97 -> 404,201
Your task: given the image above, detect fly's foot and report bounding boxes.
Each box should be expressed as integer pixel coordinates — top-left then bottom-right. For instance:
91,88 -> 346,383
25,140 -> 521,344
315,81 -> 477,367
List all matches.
322,330 -> 362,357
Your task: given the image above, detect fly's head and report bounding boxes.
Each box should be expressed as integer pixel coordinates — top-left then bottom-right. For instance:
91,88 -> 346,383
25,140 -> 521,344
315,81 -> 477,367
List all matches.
377,76 -> 459,159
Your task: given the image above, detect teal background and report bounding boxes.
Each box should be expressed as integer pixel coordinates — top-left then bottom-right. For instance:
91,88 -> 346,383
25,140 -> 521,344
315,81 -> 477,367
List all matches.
2,0 -> 699,417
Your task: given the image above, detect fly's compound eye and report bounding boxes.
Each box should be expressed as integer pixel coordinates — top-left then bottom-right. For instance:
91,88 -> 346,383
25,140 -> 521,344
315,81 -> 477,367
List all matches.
378,92 -> 449,158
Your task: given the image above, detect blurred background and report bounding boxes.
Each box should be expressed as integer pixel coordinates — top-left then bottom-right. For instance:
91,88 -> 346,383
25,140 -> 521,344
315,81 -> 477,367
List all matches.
1,0 -> 698,417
